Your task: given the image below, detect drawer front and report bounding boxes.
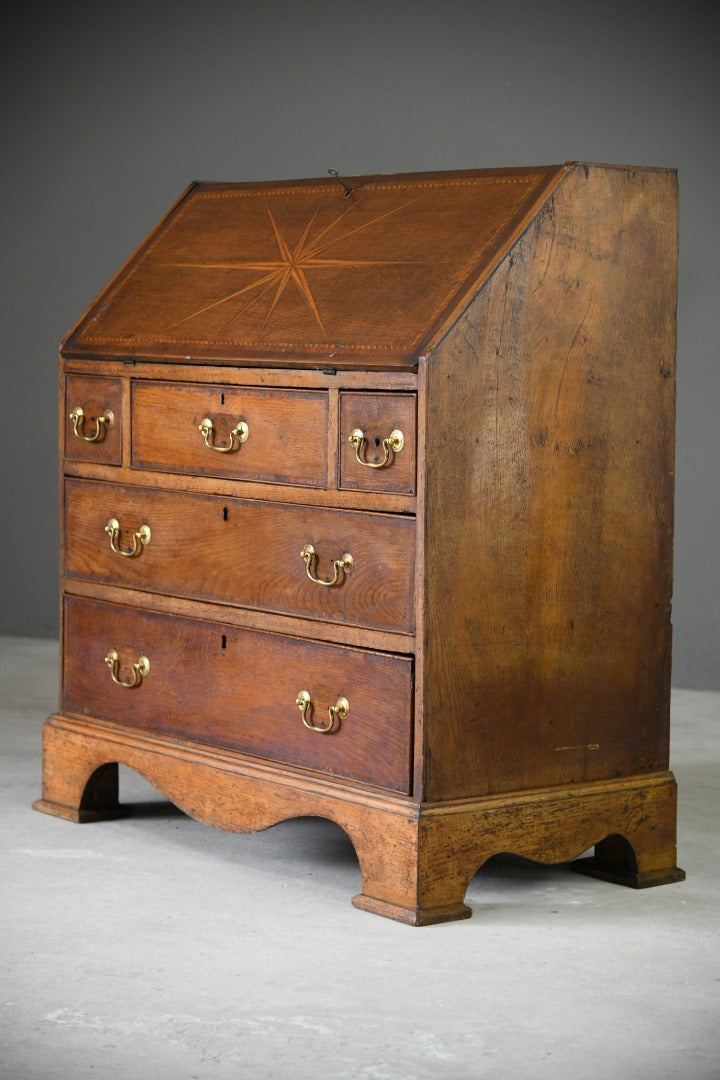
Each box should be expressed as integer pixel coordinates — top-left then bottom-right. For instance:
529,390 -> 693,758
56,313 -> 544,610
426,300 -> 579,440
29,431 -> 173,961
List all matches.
63,597 -> 413,792
340,392 -> 416,494
64,480 -> 415,633
65,376 -> 122,465
132,381 -> 328,487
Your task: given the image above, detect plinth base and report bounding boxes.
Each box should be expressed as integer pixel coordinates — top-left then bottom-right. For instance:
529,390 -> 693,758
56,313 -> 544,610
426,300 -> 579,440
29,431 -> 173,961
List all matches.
34,713 -> 684,924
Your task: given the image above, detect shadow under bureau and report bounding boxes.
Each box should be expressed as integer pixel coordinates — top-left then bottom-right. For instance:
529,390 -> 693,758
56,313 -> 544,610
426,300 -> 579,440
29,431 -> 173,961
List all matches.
35,163 -> 685,923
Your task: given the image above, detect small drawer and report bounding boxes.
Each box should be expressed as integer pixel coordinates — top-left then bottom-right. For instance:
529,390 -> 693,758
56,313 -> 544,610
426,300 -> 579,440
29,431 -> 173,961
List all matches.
132,381 -> 328,487
340,392 -> 416,494
65,376 -> 122,465
64,479 -> 415,633
63,597 -> 413,793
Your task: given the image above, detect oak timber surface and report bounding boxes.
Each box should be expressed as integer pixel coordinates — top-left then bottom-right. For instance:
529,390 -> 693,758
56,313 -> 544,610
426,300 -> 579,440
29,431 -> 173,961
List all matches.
423,163 -> 677,800
63,167 -> 562,367
63,596 -> 413,793
339,392 -> 417,493
132,381 -> 329,486
64,375 -> 122,465
39,162 -> 684,923
64,478 -> 416,633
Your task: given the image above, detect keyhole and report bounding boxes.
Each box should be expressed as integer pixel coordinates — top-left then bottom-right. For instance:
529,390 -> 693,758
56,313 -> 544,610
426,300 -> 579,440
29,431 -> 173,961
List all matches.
374,437 -> 381,448
221,635 -> 227,650
220,393 -> 225,405
223,507 -> 229,522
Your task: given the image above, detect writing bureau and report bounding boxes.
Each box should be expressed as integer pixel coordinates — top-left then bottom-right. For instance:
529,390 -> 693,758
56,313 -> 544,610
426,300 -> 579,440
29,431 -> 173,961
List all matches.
35,162 -> 685,924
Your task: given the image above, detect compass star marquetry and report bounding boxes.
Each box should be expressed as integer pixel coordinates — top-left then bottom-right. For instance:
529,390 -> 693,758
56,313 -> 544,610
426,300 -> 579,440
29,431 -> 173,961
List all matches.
170,199 -> 418,337
67,168 -> 560,365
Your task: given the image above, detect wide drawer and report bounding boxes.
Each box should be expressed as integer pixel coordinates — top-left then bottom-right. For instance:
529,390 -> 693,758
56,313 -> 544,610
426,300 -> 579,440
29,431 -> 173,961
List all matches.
63,597 -> 413,793
64,479 -> 415,633
65,375 -> 122,465
132,380 -> 328,487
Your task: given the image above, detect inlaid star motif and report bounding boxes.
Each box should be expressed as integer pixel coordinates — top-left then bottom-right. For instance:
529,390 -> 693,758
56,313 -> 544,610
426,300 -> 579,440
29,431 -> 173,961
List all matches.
169,197 -> 417,336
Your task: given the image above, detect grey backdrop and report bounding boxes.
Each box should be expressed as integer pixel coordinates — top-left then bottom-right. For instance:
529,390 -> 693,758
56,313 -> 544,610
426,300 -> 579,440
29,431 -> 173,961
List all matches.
1,1 -> 718,688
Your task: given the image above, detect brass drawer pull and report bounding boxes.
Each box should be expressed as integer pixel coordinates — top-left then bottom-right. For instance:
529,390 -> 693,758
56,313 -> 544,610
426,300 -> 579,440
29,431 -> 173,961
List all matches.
300,544 -> 353,587
198,417 -> 249,453
295,690 -> 349,734
104,648 -> 150,689
105,518 -> 151,558
69,405 -> 114,443
349,427 -> 404,469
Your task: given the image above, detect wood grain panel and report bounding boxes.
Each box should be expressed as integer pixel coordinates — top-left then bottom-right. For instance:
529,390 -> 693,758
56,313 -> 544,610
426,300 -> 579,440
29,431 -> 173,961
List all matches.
63,596 -> 413,793
34,713 -> 682,922
422,163 -> 678,800
63,360 -> 418,392
64,478 -> 415,633
131,381 -> 328,486
339,392 -> 417,494
65,375 -> 122,465
63,167 -> 563,367
63,458 -> 416,514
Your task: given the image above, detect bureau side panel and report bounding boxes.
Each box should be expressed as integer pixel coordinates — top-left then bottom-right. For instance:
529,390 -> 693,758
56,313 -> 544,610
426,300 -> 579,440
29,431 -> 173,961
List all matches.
422,163 -> 678,801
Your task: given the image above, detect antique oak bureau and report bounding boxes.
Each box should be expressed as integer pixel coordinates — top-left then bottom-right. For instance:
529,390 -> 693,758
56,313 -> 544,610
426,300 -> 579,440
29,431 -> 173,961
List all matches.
35,163 -> 685,924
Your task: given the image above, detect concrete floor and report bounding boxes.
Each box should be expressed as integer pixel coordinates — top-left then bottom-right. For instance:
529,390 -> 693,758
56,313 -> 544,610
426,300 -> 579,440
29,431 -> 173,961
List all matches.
1,635 -> 718,1080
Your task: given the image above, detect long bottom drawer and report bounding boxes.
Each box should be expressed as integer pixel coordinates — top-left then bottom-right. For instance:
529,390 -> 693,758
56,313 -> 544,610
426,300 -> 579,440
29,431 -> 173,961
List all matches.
62,596 -> 413,793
